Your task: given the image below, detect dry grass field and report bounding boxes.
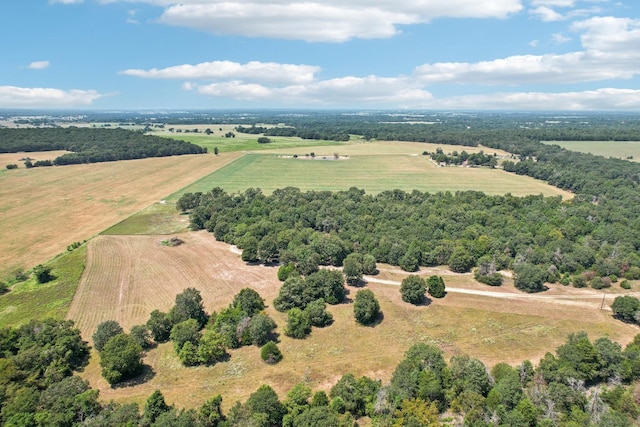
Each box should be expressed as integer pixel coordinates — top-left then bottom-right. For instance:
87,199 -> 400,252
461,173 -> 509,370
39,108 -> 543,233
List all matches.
544,140 -> 640,162
72,231 -> 638,411
0,152 -> 240,280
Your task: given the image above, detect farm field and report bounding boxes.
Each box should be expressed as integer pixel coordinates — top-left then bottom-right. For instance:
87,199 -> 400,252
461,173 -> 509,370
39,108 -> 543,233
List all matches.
0,152 -> 240,280
176,150 -> 573,197
544,140 -> 640,162
71,230 -> 638,410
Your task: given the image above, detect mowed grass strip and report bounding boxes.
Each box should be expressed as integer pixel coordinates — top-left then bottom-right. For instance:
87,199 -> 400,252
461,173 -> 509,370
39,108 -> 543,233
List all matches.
0,245 -> 86,328
544,140 -> 640,162
73,232 -> 636,411
0,152 -> 240,280
178,151 -> 572,197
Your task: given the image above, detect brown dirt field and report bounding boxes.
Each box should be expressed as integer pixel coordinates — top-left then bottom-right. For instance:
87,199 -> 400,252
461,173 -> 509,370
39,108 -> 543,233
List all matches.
0,152 -> 240,280
71,232 -> 640,410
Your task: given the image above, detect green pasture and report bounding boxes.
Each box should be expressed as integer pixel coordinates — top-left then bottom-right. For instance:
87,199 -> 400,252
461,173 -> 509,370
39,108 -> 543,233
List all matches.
102,202 -> 190,235
174,152 -> 572,198
544,140 -> 640,162
162,130 -> 347,154
0,246 -> 87,328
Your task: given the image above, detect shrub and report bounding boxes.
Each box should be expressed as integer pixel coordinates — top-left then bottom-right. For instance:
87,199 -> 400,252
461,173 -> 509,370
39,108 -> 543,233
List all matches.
277,263 -> 296,282
285,308 -> 311,338
257,137 -> 271,144
400,275 -> 426,305
354,289 -> 380,325
427,275 -> 447,298
620,280 -> 632,290
260,341 -> 282,364
475,270 -> 503,286
5,164 -> 17,169
611,296 -> 640,322
33,264 -> 53,284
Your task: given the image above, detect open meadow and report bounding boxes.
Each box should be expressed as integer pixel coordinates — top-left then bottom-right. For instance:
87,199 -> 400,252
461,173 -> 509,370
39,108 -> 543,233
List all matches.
544,140 -> 640,162
71,230 -> 638,410
0,151 -> 240,280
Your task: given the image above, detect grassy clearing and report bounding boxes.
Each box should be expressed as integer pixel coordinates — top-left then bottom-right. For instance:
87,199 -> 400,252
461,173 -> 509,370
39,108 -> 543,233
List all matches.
156,125 -> 346,154
0,245 -> 87,328
176,151 -> 572,198
72,232 -> 636,410
544,140 -> 640,162
103,202 -> 191,235
0,152 -> 239,280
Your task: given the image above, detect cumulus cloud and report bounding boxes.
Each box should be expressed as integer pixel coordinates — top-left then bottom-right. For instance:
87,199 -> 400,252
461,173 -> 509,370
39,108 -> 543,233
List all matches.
121,61 -> 320,84
0,86 -> 103,108
414,16 -> 640,85
429,88 -> 640,111
186,75 -> 432,106
27,61 -> 50,70
95,0 -> 524,42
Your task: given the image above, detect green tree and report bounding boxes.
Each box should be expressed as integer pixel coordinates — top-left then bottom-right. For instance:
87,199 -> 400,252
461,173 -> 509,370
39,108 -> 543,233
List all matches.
99,333 -> 143,385
178,341 -> 200,366
260,341 -> 283,364
240,236 -> 259,263
245,384 -> 287,427
303,298 -> 333,327
248,313 -> 277,346
285,308 -> 311,339
33,264 -> 53,284
170,319 -> 201,352
611,296 -> 640,322
400,275 -> 427,305
257,236 -> 279,264
200,395 -> 225,426
92,320 -> 124,352
143,390 -> 171,425
448,246 -> 475,273
169,287 -> 208,328
354,289 -> 380,325
514,263 -> 548,293
146,310 -> 172,343
197,329 -> 227,364
343,253 -> 363,285
362,254 -> 378,275
130,324 -> 152,349
427,275 -> 446,298
233,288 -> 266,317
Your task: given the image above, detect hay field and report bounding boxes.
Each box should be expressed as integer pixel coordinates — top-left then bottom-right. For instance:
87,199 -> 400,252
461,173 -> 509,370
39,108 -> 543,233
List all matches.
544,140 -> 640,162
177,151 -> 572,198
0,150 -> 71,169
0,152 -> 240,280
72,231 -> 637,410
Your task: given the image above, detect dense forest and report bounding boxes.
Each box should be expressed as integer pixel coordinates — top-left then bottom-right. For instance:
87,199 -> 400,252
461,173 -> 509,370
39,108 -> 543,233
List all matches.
0,127 -> 206,165
2,319 -> 640,426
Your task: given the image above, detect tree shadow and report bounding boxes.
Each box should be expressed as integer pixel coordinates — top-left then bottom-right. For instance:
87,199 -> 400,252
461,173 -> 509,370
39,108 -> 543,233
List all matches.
111,364 -> 156,389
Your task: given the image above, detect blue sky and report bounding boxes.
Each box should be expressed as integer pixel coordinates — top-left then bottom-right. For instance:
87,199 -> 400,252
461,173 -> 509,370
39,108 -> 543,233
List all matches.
1,0 -> 639,110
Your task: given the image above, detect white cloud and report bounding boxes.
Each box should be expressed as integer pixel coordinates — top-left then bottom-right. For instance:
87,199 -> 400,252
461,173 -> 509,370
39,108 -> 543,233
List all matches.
530,0 -> 575,6
530,6 -> 564,21
49,0 -> 83,3
529,39 -> 539,47
27,61 -> 50,70
429,88 -> 640,111
121,61 -> 320,84
0,86 -> 103,108
97,0 -> 524,42
552,32 -> 571,43
187,75 -> 432,106
414,16 -> 640,85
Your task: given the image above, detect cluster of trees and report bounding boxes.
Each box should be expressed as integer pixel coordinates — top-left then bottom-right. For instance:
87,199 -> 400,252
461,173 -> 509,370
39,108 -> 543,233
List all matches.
0,128 -> 206,166
182,181 -> 639,294
400,275 -> 446,305
234,124 -> 350,141
4,319 -> 640,425
427,148 -> 499,168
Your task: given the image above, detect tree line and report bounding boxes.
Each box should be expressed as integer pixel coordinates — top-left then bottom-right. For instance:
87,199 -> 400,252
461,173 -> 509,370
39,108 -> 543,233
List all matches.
0,127 -> 206,166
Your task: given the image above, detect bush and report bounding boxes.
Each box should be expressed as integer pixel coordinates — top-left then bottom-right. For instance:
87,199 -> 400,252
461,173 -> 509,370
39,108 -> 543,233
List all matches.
620,280 -> 632,290
33,264 -> 53,284
611,296 -> 640,322
400,275 -> 426,305
475,270 -> 503,286
99,334 -> 143,384
260,341 -> 282,364
277,263 -> 296,282
285,308 -> 311,339
354,289 -> 380,325
257,137 -> 271,144
5,163 -> 17,169
427,275 -> 446,298
513,263 -> 547,293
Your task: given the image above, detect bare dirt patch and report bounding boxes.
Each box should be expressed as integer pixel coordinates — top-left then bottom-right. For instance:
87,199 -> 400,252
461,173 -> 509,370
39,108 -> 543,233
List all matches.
70,232 -> 639,410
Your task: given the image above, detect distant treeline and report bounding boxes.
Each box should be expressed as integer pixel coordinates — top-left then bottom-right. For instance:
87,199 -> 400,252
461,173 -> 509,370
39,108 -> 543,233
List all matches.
235,125 -> 350,141
0,127 -> 206,166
